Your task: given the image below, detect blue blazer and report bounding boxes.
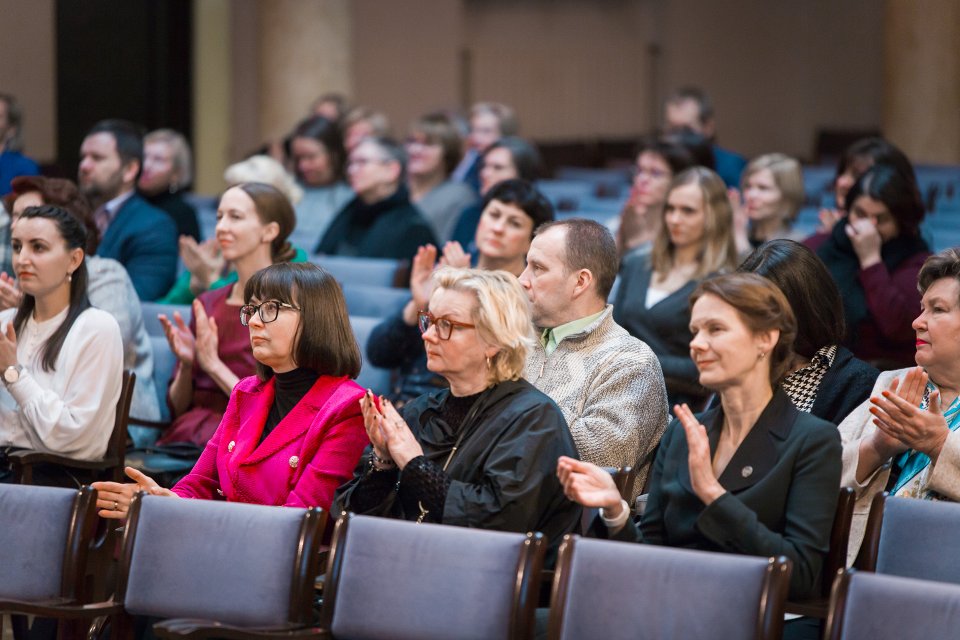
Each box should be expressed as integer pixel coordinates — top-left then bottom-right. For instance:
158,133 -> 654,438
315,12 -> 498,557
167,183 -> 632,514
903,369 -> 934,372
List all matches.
97,194 -> 178,301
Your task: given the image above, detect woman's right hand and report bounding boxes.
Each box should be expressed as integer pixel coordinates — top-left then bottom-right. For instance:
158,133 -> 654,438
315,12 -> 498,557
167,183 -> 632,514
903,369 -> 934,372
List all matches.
557,456 -> 622,514
360,390 -> 391,462
0,272 -> 23,310
817,208 -> 843,235
91,467 -> 176,519
409,244 -> 439,312
159,310 -> 196,367
181,236 -> 225,290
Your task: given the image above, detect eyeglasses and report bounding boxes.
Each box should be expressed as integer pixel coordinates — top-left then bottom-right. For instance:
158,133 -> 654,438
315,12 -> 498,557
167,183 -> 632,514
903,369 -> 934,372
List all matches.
417,311 -> 476,340
239,300 -> 301,326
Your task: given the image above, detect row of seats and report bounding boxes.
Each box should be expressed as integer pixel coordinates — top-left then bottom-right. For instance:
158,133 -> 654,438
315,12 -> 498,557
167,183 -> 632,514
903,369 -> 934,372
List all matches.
2,483 -> 957,639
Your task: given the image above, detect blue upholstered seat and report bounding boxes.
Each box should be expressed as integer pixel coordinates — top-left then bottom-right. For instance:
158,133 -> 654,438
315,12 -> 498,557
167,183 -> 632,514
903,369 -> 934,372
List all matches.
873,496 -> 960,585
548,537 -> 789,640
320,514 -> 545,640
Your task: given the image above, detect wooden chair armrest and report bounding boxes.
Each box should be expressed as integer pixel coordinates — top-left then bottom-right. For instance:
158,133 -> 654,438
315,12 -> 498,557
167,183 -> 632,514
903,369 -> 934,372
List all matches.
128,418 -> 172,430
154,619 -> 329,639
0,598 -> 123,619
7,449 -> 117,471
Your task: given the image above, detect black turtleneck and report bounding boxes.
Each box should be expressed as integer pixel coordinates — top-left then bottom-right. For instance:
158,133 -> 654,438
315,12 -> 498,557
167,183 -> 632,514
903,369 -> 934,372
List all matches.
261,368 -> 320,444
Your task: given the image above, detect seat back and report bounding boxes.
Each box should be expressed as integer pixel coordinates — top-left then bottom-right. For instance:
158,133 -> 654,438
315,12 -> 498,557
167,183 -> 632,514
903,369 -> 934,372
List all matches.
139,302 -> 192,338
0,484 -> 97,602
118,495 -> 325,627
350,316 -> 392,395
873,496 -> 960,584
548,536 -> 790,640
104,370 -> 136,482
342,284 -> 410,318
148,336 -> 178,423
310,255 -> 401,288
826,570 -> 960,640
321,514 -> 546,640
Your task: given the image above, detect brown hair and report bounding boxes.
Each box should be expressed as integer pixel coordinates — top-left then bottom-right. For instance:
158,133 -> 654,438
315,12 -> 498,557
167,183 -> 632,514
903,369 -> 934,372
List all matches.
408,112 -> 463,177
690,272 -> 797,385
650,167 -> 737,278
535,218 -> 617,301
244,263 -> 361,381
5,176 -> 99,255
918,248 -> 960,303
234,182 -> 297,263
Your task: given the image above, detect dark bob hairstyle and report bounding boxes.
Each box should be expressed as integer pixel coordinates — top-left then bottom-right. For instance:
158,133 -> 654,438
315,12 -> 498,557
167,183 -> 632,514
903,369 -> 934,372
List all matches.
243,263 -> 361,381
738,239 -> 845,360
845,163 -> 925,238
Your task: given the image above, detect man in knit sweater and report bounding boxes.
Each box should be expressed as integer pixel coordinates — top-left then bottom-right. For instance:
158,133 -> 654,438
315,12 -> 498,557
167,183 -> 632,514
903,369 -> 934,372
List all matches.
520,219 -> 668,498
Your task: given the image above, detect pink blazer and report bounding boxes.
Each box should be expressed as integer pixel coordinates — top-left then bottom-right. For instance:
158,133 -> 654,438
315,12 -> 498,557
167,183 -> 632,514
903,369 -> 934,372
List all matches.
173,374 -> 369,510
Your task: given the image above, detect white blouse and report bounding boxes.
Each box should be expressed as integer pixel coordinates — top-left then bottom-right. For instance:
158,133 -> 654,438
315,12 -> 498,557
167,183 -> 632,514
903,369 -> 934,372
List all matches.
0,306 -> 123,460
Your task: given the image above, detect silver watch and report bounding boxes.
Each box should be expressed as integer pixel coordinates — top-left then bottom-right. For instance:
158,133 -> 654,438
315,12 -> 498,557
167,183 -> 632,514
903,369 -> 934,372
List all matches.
3,364 -> 23,385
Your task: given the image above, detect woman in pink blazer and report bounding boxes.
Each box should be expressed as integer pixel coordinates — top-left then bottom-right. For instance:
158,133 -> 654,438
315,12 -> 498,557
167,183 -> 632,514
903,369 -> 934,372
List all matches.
92,263 -> 369,513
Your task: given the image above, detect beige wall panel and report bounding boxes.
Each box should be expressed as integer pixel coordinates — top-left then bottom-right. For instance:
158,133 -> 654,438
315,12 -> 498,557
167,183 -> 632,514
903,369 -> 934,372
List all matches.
351,0 -> 463,136
258,0 -> 353,142
193,0 -> 233,195
883,0 -> 960,164
0,0 -> 57,162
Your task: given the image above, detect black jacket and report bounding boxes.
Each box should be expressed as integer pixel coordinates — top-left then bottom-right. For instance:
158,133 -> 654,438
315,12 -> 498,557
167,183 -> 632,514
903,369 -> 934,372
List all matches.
335,379 -> 582,563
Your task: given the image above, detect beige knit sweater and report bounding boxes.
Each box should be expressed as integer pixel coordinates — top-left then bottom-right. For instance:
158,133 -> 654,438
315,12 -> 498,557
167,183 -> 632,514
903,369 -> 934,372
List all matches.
524,306 -> 669,498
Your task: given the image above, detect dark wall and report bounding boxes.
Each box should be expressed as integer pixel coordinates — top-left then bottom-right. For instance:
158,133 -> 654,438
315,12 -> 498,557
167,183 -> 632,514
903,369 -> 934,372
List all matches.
55,0 -> 192,176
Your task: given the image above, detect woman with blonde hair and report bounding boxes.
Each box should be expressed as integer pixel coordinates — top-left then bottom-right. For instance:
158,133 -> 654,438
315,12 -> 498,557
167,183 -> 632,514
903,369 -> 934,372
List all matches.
335,267 -> 580,561
613,167 -> 737,406
734,152 -> 805,252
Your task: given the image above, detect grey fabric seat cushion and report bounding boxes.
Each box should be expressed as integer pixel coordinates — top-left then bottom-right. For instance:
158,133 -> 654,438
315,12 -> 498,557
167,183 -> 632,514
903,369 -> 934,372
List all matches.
124,496 -> 307,626
839,572 -> 960,640
0,484 -> 76,601
877,497 -> 960,584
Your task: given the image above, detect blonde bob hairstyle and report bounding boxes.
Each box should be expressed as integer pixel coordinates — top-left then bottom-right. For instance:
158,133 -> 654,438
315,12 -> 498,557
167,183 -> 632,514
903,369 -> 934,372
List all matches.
431,267 -> 534,386
740,153 -> 804,224
650,166 -> 737,279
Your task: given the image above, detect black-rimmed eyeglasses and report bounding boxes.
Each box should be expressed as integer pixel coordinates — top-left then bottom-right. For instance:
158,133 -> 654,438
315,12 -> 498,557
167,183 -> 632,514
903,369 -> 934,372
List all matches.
417,311 -> 476,341
239,300 -> 300,326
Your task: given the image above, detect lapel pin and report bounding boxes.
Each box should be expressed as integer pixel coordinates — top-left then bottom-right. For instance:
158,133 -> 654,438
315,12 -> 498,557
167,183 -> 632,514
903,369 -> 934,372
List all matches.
741,465 -> 753,478
289,455 -> 299,469
227,440 -> 235,452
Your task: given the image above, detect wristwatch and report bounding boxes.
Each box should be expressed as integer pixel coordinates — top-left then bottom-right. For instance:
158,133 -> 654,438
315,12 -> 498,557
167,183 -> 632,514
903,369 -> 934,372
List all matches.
3,364 -> 23,385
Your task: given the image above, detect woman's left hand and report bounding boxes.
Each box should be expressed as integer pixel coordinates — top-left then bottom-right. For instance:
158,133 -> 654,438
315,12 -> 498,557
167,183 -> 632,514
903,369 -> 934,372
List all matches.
0,273 -> 23,310
0,321 -> 18,370
440,241 -> 470,269
675,403 -> 726,506
379,398 -> 424,469
845,217 -> 882,269
869,378 -> 950,462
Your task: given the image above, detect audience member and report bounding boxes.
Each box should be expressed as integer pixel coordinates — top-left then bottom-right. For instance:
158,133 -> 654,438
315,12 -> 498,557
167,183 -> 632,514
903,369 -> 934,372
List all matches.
336,268 -> 580,562
92,263 -> 369,511
663,86 -> 745,187
289,115 -> 353,249
561,272 -> 842,606
405,112 -> 478,242
341,106 -> 390,153
3,177 -> 160,424
738,239 -> 879,424
614,136 -> 697,259
78,119 -> 178,300
160,155 -> 306,305
0,204 -> 123,484
0,93 -> 40,196
805,137 -> 916,250
613,167 -> 737,406
817,164 -> 930,367
315,137 -> 436,260
138,128 -> 200,241
311,92 -> 350,123
449,136 -> 542,253
154,183 -> 296,454
838,248 -> 960,562
520,219 -> 669,495
451,102 -> 519,193
733,153 -> 805,253
368,179 -> 554,404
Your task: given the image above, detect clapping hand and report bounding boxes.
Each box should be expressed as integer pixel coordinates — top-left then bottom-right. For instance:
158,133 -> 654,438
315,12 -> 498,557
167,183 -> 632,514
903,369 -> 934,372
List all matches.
869,366 -> 950,461
817,208 -> 843,235
193,299 -> 221,374
410,244 -> 439,312
0,272 -> 22,310
556,456 -> 622,515
440,241 -> 471,269
91,467 -> 177,519
181,236 -> 225,293
675,403 -> 726,506
360,390 -> 391,462
378,398 -> 424,469
0,321 -> 17,370
159,310 -> 196,367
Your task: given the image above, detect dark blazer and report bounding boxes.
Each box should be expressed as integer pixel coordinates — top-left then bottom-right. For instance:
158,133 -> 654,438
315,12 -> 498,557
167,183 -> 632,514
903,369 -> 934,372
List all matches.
811,346 -> 879,425
612,251 -> 705,405
608,389 -> 841,600
97,193 -> 179,301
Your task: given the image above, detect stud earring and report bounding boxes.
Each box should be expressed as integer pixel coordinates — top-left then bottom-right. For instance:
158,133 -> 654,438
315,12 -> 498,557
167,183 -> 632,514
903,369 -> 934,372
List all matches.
66,272 -> 72,283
